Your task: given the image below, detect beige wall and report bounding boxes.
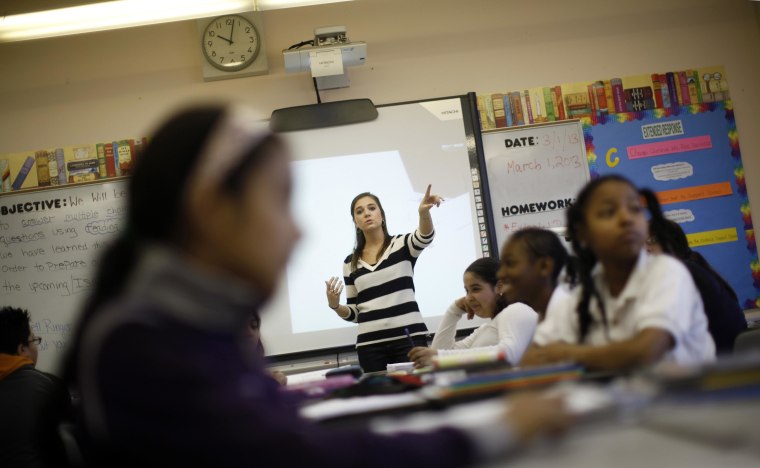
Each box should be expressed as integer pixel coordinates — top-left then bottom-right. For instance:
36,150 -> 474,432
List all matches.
2,0 -> 760,225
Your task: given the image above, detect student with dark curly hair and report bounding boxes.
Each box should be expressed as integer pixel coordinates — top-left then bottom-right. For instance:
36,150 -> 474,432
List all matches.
521,175 -> 715,371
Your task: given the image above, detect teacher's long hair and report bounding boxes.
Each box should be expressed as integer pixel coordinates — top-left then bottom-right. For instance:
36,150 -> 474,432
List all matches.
349,192 -> 391,271
62,105 -> 280,382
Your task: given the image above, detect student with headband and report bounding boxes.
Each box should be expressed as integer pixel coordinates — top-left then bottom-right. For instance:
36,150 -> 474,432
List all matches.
63,104 -> 572,467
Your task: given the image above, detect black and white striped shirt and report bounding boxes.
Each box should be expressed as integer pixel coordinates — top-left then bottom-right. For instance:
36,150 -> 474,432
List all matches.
342,229 -> 434,347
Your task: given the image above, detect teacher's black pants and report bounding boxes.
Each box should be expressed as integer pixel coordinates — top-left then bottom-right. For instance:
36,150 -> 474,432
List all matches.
357,336 -> 428,373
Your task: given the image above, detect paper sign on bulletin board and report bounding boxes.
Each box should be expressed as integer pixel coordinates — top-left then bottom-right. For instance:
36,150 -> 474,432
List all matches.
482,120 -> 589,253
585,101 -> 758,308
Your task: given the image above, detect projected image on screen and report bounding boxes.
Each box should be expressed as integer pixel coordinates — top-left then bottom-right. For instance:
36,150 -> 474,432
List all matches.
288,150 -> 477,334
258,96 -> 493,357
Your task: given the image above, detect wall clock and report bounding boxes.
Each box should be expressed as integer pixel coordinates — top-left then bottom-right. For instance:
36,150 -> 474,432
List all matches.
198,12 -> 268,81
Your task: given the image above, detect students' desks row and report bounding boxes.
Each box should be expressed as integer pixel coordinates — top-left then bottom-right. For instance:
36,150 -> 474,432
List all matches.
293,354 -> 760,466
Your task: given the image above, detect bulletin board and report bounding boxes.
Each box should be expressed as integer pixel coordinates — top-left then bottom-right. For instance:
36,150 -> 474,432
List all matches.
481,120 -> 589,253
584,101 -> 759,308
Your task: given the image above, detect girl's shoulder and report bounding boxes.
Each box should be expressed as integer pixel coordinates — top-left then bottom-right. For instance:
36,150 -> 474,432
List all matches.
495,302 -> 538,321
641,250 -> 691,278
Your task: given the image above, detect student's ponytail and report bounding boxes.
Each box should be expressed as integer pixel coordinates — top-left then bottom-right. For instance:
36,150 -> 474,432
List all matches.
640,188 -> 669,248
566,201 -> 605,343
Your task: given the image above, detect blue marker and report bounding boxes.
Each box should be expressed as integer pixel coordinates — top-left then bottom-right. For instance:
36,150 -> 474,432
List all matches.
404,327 -> 415,348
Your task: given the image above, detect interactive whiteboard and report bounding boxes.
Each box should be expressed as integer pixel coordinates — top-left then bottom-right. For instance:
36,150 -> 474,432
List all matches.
261,96 -> 494,357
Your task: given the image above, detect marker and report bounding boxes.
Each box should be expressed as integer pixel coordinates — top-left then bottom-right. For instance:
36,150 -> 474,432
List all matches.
404,327 -> 415,348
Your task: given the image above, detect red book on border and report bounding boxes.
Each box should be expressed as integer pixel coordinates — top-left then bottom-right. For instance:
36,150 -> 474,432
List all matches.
104,142 -> 116,178
593,82 -> 608,116
610,79 -> 625,113
651,74 -> 664,109
553,86 -> 566,120
128,139 -> 136,162
678,71 -> 691,105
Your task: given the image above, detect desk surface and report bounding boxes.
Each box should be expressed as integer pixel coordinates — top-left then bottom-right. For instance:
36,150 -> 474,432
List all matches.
301,355 -> 760,466
487,398 -> 760,468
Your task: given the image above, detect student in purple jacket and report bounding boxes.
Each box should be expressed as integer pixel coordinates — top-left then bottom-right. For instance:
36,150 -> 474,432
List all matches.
63,103 -> 571,467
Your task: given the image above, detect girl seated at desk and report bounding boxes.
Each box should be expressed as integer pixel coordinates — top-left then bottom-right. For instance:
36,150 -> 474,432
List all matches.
63,103 -> 572,467
497,227 -> 571,324
520,175 -> 716,371
645,219 -> 747,354
408,257 -> 537,368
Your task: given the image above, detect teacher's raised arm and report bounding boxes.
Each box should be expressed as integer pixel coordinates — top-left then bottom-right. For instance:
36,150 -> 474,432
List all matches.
418,184 -> 443,236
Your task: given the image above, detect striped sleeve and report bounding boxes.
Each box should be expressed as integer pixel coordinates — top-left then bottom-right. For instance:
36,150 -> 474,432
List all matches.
342,257 -> 359,323
406,228 -> 435,258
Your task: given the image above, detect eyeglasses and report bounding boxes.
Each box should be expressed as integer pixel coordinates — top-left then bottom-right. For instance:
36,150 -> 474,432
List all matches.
27,336 -> 42,345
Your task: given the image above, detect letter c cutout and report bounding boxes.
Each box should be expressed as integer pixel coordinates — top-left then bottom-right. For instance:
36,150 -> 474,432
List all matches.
606,148 -> 619,168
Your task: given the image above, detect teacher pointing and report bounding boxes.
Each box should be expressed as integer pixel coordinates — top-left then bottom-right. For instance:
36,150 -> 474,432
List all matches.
325,184 -> 443,372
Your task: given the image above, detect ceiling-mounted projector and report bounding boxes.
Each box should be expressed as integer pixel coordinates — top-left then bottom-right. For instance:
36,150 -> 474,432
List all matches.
283,26 -> 366,73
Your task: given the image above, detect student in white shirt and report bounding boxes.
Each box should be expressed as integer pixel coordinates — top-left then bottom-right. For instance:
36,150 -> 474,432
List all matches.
497,227 -> 571,323
521,175 -> 715,371
407,257 -> 537,368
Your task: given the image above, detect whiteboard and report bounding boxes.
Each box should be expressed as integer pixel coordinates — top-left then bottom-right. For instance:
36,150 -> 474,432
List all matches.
0,179 -> 127,373
481,120 -> 589,253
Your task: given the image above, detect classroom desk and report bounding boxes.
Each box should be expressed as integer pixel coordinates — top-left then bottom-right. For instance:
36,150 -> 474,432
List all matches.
487,395 -> 760,467
298,358 -> 760,467
490,421 -> 757,467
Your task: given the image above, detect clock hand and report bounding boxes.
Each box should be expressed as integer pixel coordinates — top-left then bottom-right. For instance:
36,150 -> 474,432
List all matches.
229,19 -> 235,45
216,34 -> 232,44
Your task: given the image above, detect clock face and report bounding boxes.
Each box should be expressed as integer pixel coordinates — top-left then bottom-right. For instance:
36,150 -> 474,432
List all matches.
202,15 -> 260,72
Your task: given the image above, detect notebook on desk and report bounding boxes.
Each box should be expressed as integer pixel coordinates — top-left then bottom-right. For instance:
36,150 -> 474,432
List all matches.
434,362 -> 585,400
